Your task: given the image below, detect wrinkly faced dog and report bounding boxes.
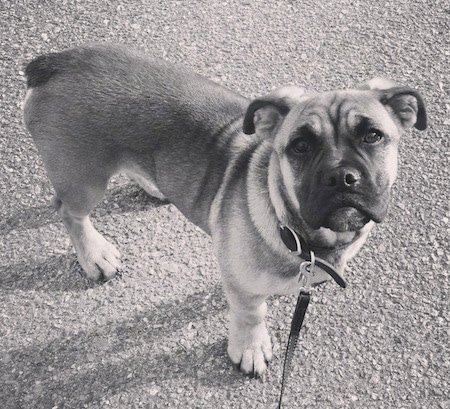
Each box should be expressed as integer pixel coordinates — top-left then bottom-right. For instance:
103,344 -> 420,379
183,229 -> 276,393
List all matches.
23,44 -> 427,377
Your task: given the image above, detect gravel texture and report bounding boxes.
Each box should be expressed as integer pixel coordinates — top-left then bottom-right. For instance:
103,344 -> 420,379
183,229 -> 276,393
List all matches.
1,0 -> 449,408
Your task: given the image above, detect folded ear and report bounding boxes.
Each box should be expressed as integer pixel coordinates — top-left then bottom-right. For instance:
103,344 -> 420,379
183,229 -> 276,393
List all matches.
358,78 -> 427,131
243,85 -> 306,137
356,77 -> 399,91
380,87 -> 427,130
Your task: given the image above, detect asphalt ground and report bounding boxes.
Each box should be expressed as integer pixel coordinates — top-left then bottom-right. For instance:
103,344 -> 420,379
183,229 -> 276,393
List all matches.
1,0 -> 449,408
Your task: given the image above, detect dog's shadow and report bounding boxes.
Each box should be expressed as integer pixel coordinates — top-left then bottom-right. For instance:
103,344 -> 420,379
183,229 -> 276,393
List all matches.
0,254 -> 111,292
1,182 -> 244,406
1,287 -> 242,407
1,182 -> 168,235
1,182 -> 243,406
1,182 -> 171,293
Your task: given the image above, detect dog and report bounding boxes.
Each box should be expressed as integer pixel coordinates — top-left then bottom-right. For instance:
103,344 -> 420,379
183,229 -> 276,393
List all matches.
23,43 -> 427,377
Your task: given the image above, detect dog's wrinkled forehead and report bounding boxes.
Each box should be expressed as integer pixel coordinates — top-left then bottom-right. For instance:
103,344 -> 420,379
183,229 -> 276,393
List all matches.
280,90 -> 398,143
243,83 -> 426,143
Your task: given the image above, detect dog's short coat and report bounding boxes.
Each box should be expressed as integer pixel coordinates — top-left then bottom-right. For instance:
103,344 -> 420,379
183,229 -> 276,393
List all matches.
23,44 -> 427,376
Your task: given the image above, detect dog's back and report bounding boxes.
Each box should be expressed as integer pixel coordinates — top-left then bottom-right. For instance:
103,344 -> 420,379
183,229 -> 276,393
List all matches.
23,44 -> 252,234
24,44 -> 249,146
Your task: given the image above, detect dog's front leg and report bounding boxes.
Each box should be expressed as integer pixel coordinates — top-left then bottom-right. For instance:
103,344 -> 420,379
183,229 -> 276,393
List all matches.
223,282 -> 272,377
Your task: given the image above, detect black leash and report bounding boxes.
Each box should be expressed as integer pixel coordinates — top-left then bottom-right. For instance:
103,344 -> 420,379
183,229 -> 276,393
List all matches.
277,290 -> 311,409
277,225 -> 347,408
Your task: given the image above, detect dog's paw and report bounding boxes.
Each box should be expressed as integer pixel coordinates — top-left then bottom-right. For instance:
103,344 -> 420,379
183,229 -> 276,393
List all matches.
227,321 -> 273,377
76,231 -> 121,281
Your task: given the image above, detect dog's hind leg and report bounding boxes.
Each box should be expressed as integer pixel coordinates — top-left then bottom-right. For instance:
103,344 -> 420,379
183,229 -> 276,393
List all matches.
52,181 -> 121,281
50,172 -> 121,281
24,113 -> 121,281
38,145 -> 122,281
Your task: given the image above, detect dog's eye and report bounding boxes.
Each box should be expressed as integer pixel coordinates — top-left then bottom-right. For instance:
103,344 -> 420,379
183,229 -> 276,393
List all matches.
363,129 -> 384,144
291,139 -> 312,154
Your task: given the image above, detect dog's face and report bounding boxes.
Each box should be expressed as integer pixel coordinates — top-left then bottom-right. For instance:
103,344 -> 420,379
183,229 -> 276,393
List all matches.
274,91 -> 403,233
244,80 -> 427,234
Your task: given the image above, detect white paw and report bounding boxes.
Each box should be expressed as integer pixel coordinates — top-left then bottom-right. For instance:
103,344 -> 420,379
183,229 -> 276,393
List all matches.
76,230 -> 121,281
227,321 -> 273,377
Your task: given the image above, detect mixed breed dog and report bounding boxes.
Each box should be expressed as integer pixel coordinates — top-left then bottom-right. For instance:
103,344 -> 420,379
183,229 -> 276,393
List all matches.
23,43 -> 426,377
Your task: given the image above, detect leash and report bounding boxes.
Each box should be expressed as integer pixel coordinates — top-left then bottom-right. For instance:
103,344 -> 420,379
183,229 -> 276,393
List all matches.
277,225 -> 347,409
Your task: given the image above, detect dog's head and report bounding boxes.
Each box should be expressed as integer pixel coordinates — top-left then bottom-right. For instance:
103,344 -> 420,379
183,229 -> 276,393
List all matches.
243,79 -> 427,235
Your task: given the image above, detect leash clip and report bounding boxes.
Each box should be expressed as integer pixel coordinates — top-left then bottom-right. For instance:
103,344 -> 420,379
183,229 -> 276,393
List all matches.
298,250 -> 316,291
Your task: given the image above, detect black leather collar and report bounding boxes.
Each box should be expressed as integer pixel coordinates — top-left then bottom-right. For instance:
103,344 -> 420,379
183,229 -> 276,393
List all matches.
279,225 -> 347,288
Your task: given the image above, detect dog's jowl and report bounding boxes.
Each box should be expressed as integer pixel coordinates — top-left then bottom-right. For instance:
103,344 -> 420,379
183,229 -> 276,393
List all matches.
23,44 -> 427,376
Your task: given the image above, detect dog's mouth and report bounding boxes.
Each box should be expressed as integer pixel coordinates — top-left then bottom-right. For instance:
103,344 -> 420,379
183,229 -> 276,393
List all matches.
298,183 -> 391,233
306,193 -> 388,233
322,206 -> 372,232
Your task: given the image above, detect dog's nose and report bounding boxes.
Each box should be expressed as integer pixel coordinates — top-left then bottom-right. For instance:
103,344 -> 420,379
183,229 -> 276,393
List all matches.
322,167 -> 361,190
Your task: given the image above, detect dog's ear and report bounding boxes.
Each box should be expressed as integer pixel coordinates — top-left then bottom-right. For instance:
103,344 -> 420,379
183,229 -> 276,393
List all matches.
358,78 -> 427,131
243,85 -> 306,137
379,87 -> 427,130
356,77 -> 399,91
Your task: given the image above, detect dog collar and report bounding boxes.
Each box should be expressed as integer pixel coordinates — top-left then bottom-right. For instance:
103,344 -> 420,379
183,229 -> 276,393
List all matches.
279,225 -> 346,288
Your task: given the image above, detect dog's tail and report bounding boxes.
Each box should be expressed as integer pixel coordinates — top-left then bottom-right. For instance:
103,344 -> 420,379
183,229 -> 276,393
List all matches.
25,52 -> 73,88
25,47 -> 92,88
25,53 -> 59,88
